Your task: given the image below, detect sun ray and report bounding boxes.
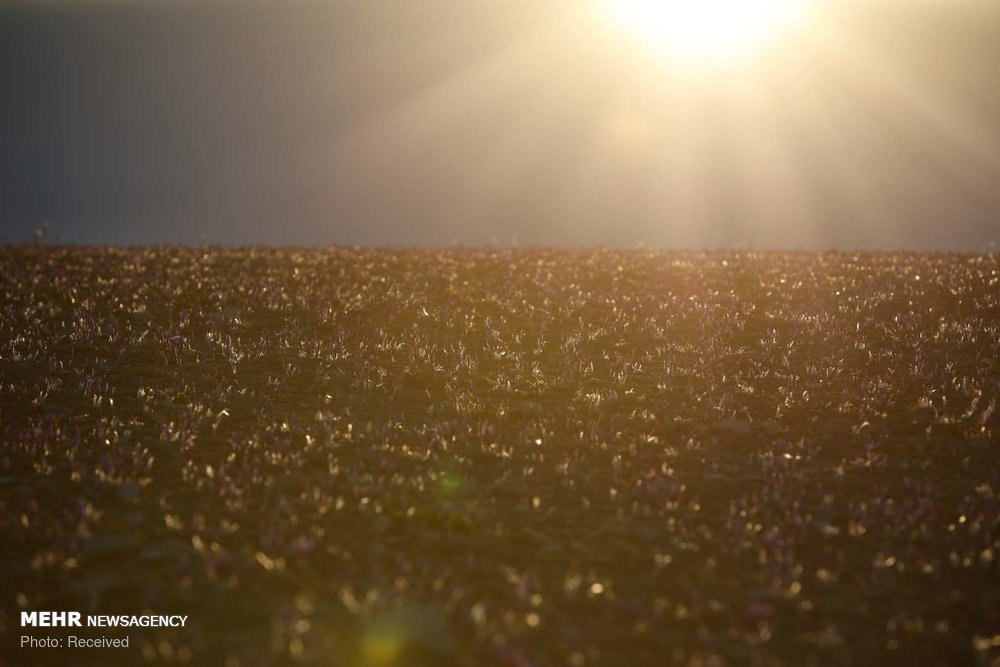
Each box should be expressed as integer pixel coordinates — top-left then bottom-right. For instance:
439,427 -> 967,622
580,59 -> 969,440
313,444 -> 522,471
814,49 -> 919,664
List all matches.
809,17 -> 1000,183
596,0 -> 815,69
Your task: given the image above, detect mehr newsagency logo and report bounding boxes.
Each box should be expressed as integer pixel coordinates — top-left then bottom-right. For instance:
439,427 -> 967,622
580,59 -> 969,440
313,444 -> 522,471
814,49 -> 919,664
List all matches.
22,611 -> 188,627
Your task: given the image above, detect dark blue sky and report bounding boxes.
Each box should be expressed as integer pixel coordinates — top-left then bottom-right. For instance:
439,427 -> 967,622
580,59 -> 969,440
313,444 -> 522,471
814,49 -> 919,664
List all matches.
3,0 -> 1000,250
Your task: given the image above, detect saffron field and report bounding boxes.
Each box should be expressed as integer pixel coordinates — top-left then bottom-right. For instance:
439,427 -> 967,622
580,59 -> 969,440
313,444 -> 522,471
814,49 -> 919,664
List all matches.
1,247 -> 999,666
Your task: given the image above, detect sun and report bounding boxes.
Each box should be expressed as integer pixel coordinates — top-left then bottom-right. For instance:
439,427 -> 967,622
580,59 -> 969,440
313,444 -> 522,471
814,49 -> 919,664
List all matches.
598,0 -> 813,68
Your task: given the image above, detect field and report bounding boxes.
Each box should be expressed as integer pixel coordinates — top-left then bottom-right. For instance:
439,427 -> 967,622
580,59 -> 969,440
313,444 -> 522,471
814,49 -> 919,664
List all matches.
1,246 -> 999,666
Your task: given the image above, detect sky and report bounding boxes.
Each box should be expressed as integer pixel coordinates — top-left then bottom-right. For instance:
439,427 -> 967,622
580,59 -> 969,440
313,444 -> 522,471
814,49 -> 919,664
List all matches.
2,0 -> 1000,250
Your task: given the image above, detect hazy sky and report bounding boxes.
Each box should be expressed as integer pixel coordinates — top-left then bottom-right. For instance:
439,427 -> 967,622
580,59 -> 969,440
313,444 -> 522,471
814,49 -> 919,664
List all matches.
2,0 -> 1000,250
